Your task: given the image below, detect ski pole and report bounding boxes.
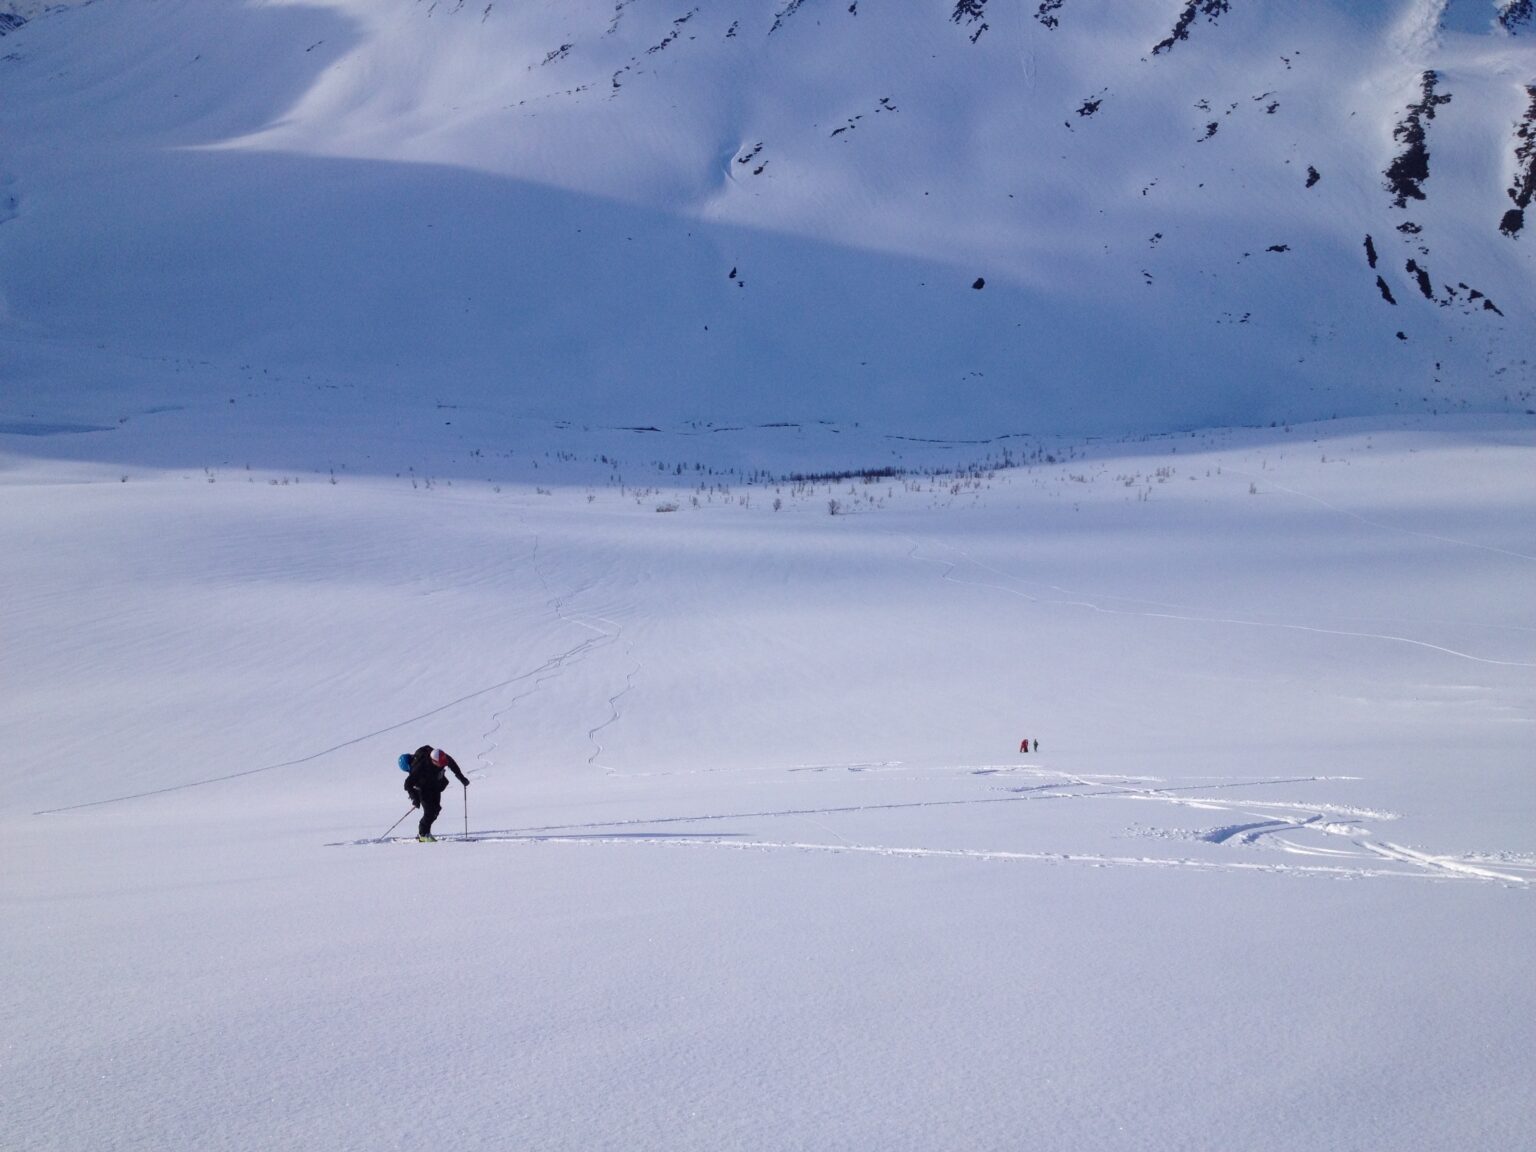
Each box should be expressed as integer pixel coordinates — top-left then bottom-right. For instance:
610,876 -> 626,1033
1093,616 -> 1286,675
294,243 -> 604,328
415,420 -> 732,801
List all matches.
379,806 -> 414,841
463,784 -> 469,840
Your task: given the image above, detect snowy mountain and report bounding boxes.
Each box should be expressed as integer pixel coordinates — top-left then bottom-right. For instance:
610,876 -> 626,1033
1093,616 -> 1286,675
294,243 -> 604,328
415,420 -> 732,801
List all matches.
2,0 -> 1533,440
6,6 -> 1535,1151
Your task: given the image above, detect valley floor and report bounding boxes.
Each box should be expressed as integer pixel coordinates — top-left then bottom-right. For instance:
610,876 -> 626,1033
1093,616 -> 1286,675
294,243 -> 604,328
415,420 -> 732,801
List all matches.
4,415 -> 1532,1151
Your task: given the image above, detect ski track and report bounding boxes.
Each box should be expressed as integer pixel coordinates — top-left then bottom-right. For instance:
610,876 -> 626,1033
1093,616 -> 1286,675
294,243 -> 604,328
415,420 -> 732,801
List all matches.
33,539 -> 613,815
888,522 -> 1531,885
609,760 -> 907,780
1028,768 -> 1535,882
30,639 -> 611,816
328,765 -> 1531,888
573,613 -> 637,774
526,535 -> 637,776
333,832 -> 1531,887
40,483 -> 1528,893
901,538 -> 1536,668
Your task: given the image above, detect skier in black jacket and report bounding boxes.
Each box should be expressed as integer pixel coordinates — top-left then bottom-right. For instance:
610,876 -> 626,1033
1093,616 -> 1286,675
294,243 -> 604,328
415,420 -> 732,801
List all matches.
401,745 -> 469,842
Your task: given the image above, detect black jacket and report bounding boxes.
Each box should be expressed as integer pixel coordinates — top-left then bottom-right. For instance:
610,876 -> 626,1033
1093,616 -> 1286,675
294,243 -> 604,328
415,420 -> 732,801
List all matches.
404,745 -> 468,801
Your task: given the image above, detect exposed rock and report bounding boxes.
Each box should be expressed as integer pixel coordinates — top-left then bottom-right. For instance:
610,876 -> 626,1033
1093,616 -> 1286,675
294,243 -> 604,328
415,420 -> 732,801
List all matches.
1405,259 -> 1435,300
1502,85 -> 1536,236
952,0 -> 989,40
1498,0 -> 1532,33
1035,0 -> 1065,29
769,0 -> 807,34
1385,72 -> 1452,209
1153,1 -> 1232,56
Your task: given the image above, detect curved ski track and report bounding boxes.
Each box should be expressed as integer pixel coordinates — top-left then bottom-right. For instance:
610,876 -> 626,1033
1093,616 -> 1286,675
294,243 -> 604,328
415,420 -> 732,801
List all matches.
333,764 -> 1532,888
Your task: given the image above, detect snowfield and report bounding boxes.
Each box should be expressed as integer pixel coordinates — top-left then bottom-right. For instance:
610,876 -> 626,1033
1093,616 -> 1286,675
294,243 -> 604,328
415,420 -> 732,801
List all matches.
3,0 -> 1535,1148
5,414 -> 1533,1150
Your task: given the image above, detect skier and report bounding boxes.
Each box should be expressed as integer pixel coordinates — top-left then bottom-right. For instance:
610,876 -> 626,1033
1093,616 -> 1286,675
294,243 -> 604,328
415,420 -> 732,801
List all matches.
399,745 -> 469,842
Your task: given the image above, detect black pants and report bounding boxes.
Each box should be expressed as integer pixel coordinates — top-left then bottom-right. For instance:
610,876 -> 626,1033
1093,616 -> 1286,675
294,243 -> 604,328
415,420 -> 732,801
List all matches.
417,788 -> 444,837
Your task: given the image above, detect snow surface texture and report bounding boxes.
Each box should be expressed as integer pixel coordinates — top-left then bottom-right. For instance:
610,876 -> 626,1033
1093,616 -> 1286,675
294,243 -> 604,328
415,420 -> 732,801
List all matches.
5,415 -> 1534,1151
0,0 -> 1533,434
2,2 -> 1535,1150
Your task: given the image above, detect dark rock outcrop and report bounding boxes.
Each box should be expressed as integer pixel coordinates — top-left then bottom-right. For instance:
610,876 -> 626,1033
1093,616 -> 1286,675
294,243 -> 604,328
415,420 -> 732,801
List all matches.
1385,72 -> 1452,209
1153,1 -> 1232,56
1501,85 -> 1536,236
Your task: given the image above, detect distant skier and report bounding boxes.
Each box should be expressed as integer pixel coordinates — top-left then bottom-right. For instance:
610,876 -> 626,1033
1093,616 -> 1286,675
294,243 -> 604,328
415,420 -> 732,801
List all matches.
399,745 -> 469,842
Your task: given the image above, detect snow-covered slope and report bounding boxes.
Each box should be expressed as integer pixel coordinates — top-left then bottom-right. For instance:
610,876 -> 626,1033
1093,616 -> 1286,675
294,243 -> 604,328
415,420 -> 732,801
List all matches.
4,7 -> 1536,1149
5,414 -> 1534,1151
2,0 -> 1533,439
